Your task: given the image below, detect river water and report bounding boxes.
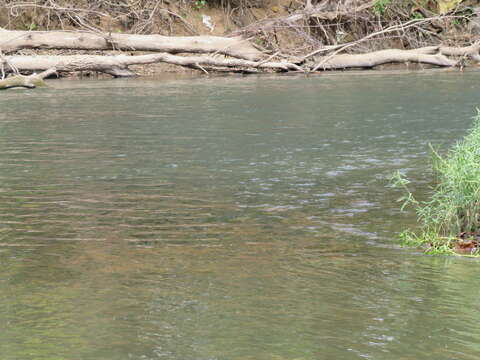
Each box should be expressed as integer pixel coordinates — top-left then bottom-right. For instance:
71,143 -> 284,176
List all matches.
1,71 -> 480,359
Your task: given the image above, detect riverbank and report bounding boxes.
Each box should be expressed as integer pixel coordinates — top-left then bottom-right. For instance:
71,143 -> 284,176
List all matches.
1,0 -> 480,80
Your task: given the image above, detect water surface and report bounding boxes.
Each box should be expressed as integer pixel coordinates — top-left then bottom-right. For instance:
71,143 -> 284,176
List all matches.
2,71 -> 480,359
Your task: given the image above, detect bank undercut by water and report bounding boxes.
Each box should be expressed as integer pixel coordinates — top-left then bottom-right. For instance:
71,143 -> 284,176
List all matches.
392,112 -> 480,256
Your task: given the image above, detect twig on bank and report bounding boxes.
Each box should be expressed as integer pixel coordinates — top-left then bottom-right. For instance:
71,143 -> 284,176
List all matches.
195,62 -> 209,74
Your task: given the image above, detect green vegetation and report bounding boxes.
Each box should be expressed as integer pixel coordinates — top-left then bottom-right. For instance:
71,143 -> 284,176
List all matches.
26,22 -> 37,31
373,0 -> 391,16
193,0 -> 207,10
392,112 -> 480,255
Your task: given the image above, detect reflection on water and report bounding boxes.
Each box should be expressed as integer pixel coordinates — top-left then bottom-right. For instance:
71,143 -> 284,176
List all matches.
2,71 -> 480,359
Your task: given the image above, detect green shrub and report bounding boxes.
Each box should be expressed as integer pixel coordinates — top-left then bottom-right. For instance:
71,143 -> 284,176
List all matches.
391,112 -> 480,255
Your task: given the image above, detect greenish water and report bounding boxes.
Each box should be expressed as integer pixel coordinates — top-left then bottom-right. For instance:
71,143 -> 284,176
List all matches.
2,71 -> 480,360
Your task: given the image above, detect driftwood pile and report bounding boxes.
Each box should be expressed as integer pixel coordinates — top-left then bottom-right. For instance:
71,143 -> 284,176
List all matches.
1,26 -> 479,89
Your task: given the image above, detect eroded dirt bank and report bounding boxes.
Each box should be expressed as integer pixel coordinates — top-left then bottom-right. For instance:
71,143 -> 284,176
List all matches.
1,0 -> 480,80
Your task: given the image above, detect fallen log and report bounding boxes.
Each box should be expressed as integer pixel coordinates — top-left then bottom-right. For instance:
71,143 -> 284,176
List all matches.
4,53 -> 300,77
312,49 -> 457,71
0,30 -> 262,61
440,42 -> 480,62
1,47 -> 459,78
0,68 -> 56,89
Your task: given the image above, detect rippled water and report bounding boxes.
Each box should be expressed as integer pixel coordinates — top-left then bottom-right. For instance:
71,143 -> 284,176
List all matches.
2,71 -> 480,359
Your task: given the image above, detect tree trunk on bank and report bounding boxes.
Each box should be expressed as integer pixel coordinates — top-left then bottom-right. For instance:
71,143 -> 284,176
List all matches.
4,53 -> 300,77
312,48 -> 457,71
440,42 -> 480,61
0,30 -> 262,61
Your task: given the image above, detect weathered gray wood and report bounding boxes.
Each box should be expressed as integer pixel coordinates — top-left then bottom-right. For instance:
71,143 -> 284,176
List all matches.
312,49 -> 457,70
0,30 -> 262,60
0,68 -> 56,89
4,53 -> 300,77
440,42 -> 480,62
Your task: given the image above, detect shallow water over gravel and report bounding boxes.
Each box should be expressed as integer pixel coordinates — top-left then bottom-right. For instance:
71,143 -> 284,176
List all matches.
2,71 -> 480,359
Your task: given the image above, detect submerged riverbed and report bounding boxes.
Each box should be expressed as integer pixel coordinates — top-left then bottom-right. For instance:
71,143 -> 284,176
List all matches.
2,71 -> 480,359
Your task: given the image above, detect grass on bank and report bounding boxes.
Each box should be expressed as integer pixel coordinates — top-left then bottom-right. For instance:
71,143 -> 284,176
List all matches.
391,112 -> 480,256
